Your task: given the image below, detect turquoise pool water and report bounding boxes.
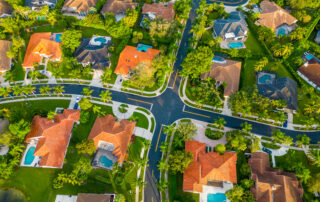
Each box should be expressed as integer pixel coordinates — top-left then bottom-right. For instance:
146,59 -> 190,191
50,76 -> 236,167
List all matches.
277,28 -> 287,36
259,74 -> 272,84
306,54 -> 314,60
55,34 -> 62,42
207,193 -> 227,202
24,147 -> 36,165
99,156 -> 113,168
137,43 -> 153,52
94,37 -> 107,44
212,56 -> 224,61
229,42 -> 243,48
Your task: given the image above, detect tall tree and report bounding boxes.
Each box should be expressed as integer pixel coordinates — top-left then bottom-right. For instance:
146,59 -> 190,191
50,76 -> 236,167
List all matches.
99,90 -> 112,103
61,30 -> 82,53
168,150 -> 193,173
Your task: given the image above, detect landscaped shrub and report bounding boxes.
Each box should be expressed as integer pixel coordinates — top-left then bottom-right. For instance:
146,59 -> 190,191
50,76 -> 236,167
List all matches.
205,128 -> 224,140
261,142 -> 281,149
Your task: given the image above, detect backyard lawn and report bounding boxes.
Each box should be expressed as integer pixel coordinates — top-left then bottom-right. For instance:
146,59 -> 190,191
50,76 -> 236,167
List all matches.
244,31 -> 265,56
168,172 -> 199,202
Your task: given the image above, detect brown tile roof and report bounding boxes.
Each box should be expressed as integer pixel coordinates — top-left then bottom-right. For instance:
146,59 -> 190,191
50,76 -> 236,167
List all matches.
23,32 -> 62,68
114,45 -> 160,75
25,109 -> 80,168
77,193 -> 112,202
63,0 -> 97,12
142,3 -> 175,21
258,0 -> 297,30
201,60 -> 242,96
88,114 -> 135,163
0,40 -> 12,72
101,0 -> 137,16
249,152 -> 303,202
183,140 -> 237,193
298,63 -> 320,87
0,0 -> 13,16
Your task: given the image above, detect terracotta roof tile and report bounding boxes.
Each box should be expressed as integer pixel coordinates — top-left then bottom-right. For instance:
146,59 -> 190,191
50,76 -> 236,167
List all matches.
258,0 -> 297,30
101,0 -> 137,16
201,60 -> 242,96
249,152 -> 303,202
183,140 -> 237,193
142,3 -> 175,21
23,32 -> 62,68
25,109 -> 80,168
63,0 -> 97,12
0,40 -> 12,72
88,115 -> 135,163
298,63 -> 320,87
114,45 -> 160,75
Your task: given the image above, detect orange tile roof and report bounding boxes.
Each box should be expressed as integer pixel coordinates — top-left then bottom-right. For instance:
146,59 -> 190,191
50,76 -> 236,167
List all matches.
114,45 -> 160,75
183,140 -> 237,193
258,0 -> 297,30
25,109 -> 80,168
23,32 -> 62,68
142,3 -> 175,21
249,152 -> 303,202
87,115 -> 135,163
63,0 -> 98,12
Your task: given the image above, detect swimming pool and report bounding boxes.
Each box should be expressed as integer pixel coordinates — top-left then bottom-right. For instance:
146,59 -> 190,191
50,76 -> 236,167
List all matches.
99,155 -> 113,168
137,43 -> 153,52
259,74 -> 272,84
207,193 -> 227,202
306,54 -> 314,60
94,37 -> 107,44
212,56 -> 224,61
24,146 -> 36,165
55,34 -> 62,42
277,28 -> 287,36
229,42 -> 243,48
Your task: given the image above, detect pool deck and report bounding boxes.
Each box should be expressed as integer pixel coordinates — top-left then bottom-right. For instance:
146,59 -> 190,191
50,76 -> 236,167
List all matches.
20,143 -> 41,167
220,41 -> 246,49
200,182 -> 233,202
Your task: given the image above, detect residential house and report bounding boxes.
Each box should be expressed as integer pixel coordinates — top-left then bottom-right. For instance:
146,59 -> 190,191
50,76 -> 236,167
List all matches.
88,115 -> 135,169
25,0 -> 57,10
213,11 -> 248,49
55,193 -> 115,202
183,141 -> 237,194
74,36 -> 112,74
62,0 -> 97,19
201,58 -> 241,97
315,30 -> 320,44
0,0 -> 13,18
258,0 -> 297,36
100,0 -> 137,21
23,109 -> 80,168
256,71 -> 298,110
140,3 -> 175,27
0,40 -> 12,74
298,60 -> 320,91
22,32 -> 62,70
114,44 -> 160,79
249,152 -> 303,202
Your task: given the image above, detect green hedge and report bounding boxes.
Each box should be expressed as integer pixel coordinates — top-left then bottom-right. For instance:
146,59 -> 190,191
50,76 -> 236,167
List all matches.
205,128 -> 224,140
261,142 -> 281,149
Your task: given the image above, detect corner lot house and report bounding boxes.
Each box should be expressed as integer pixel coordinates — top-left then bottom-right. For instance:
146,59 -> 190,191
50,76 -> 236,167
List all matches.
298,54 -> 320,91
0,40 -> 12,74
25,0 -> 57,10
100,0 -> 138,21
140,3 -> 175,27
201,57 -> 241,97
75,36 -> 112,74
258,0 -> 297,36
183,141 -> 237,201
256,71 -> 298,110
88,114 -> 135,170
213,11 -> 248,49
62,0 -> 97,19
22,32 -> 62,70
0,0 -> 13,18
22,109 -> 80,168
114,44 -> 160,79
249,152 -> 303,202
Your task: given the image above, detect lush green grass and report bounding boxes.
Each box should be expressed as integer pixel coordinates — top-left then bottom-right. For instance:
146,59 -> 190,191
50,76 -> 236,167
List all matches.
78,26 -> 109,38
131,112 -> 149,130
245,31 -> 265,56
168,172 -> 199,202
11,62 -> 25,81
263,62 -> 295,80
240,59 -> 257,89
261,142 -> 281,149
150,117 -> 155,133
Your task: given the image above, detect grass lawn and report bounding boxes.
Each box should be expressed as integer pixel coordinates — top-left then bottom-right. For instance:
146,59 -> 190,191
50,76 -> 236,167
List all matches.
130,112 -> 149,130
168,172 -> 199,202
245,31 -> 265,56
11,62 -> 25,81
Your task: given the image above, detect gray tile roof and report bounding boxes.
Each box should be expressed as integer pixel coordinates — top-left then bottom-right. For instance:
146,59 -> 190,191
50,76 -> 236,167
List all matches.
213,11 -> 248,38
74,38 -> 111,70
25,0 -> 57,9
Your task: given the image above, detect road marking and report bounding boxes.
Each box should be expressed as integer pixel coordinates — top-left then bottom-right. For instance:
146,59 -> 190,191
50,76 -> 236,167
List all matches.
150,104 -> 153,111
182,104 -> 186,112
155,125 -> 163,152
152,197 -> 154,202
127,98 -> 152,105
184,110 -> 211,118
171,71 -> 179,89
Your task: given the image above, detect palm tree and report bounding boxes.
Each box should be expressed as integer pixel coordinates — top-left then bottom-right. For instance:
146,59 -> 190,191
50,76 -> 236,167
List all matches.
23,85 -> 36,97
0,87 -> 12,99
159,141 -> 169,153
157,179 -> 168,192
12,85 -> 22,97
53,85 -> 65,96
296,134 -> 310,148
47,111 -> 57,120
136,177 -> 147,188
296,168 -> 311,184
3,71 -> 14,83
93,105 -> 101,115
82,87 -> 93,98
163,124 -> 175,136
241,122 -> 252,134
99,90 -> 112,103
214,117 -> 226,130
311,150 -> 320,167
29,70 -> 41,81
157,159 -> 169,171
39,85 -> 51,96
